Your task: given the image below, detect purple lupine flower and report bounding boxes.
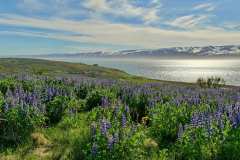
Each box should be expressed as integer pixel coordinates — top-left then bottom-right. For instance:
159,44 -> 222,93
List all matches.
207,125 -> 213,136
177,123 -> 184,139
91,143 -> 97,157
219,119 -> 224,129
90,122 -> 97,137
121,113 -> 127,128
125,105 -> 130,113
113,133 -> 119,144
4,103 -> 9,111
107,135 -> 114,150
235,113 -> 240,127
101,97 -> 109,107
114,106 -> 120,118
100,119 -> 111,135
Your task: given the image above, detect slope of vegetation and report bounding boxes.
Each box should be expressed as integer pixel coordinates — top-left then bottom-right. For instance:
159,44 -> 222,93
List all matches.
0,58 -> 240,160
0,58 -> 151,82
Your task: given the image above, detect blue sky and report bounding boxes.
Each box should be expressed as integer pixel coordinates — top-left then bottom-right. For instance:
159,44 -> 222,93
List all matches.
0,0 -> 240,55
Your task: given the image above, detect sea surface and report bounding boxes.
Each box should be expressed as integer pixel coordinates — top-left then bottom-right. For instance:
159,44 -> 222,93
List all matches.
43,57 -> 240,86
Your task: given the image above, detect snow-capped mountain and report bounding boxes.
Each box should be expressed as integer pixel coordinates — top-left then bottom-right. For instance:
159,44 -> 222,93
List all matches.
40,45 -> 240,58
114,45 -> 240,57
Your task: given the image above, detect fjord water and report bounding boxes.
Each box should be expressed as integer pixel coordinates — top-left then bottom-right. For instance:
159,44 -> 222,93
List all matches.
47,57 -> 240,86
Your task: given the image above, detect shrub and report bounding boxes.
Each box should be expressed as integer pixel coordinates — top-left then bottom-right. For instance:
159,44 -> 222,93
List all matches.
148,103 -> 192,148
86,90 -> 104,111
176,119 -> 231,160
21,80 -> 35,92
84,105 -> 149,160
0,79 -> 17,95
176,127 -> 220,160
67,98 -> 86,113
218,127 -> 240,160
0,92 -> 4,113
85,89 -> 115,111
46,96 -> 70,124
0,107 -> 45,147
127,93 -> 149,122
75,86 -> 89,99
197,77 -> 225,88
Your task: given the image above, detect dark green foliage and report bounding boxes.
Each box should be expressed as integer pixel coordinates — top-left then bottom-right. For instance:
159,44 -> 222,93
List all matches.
149,103 -> 192,148
0,107 -> 45,147
84,106 -> 149,160
75,86 -> 88,99
46,96 -> 70,124
0,92 -> 4,113
218,127 -> 240,160
21,80 -> 35,92
176,128 -> 209,160
85,90 -> 104,111
175,119 -> 231,160
127,93 -> 149,122
68,98 -> 86,112
162,95 -> 172,104
0,79 -> 17,95
85,89 -> 114,111
197,77 -> 225,88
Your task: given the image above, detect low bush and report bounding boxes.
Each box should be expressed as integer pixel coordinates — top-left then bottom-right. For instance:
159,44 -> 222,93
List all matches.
218,127 -> 240,160
83,105 -> 150,160
67,98 -> 86,113
85,89 -> 115,111
128,93 -> 149,122
148,103 -> 192,148
75,86 -> 89,99
197,77 -> 225,88
0,92 -> 4,113
176,118 -> 231,160
46,96 -> 70,124
0,107 -> 45,147
0,79 -> 17,95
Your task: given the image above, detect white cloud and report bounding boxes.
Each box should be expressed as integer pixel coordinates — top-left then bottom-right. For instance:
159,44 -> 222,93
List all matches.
0,14 -> 240,49
143,10 -> 159,24
193,3 -> 215,12
83,0 -> 161,24
166,15 -> 209,29
17,0 -> 161,24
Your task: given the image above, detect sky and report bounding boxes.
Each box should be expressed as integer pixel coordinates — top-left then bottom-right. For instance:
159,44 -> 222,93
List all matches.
0,0 -> 240,55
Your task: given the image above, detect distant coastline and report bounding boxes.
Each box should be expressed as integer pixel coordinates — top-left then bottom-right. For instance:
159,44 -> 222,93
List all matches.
22,44 -> 240,60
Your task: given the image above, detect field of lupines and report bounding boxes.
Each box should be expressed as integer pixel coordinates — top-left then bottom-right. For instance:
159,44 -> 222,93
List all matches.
1,72 -> 240,159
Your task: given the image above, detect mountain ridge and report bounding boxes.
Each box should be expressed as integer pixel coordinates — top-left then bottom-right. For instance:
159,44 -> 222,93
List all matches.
33,45 -> 240,58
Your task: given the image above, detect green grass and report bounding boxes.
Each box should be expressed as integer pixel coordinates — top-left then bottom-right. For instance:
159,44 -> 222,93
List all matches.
0,58 -> 160,84
0,58 -> 130,79
0,113 -> 90,160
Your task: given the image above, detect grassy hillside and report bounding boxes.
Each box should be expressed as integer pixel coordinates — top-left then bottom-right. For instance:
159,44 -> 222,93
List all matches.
0,58 -> 129,78
0,58 -> 200,87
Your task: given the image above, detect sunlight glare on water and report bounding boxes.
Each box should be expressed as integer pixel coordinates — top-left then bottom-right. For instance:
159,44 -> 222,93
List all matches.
45,57 -> 240,86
